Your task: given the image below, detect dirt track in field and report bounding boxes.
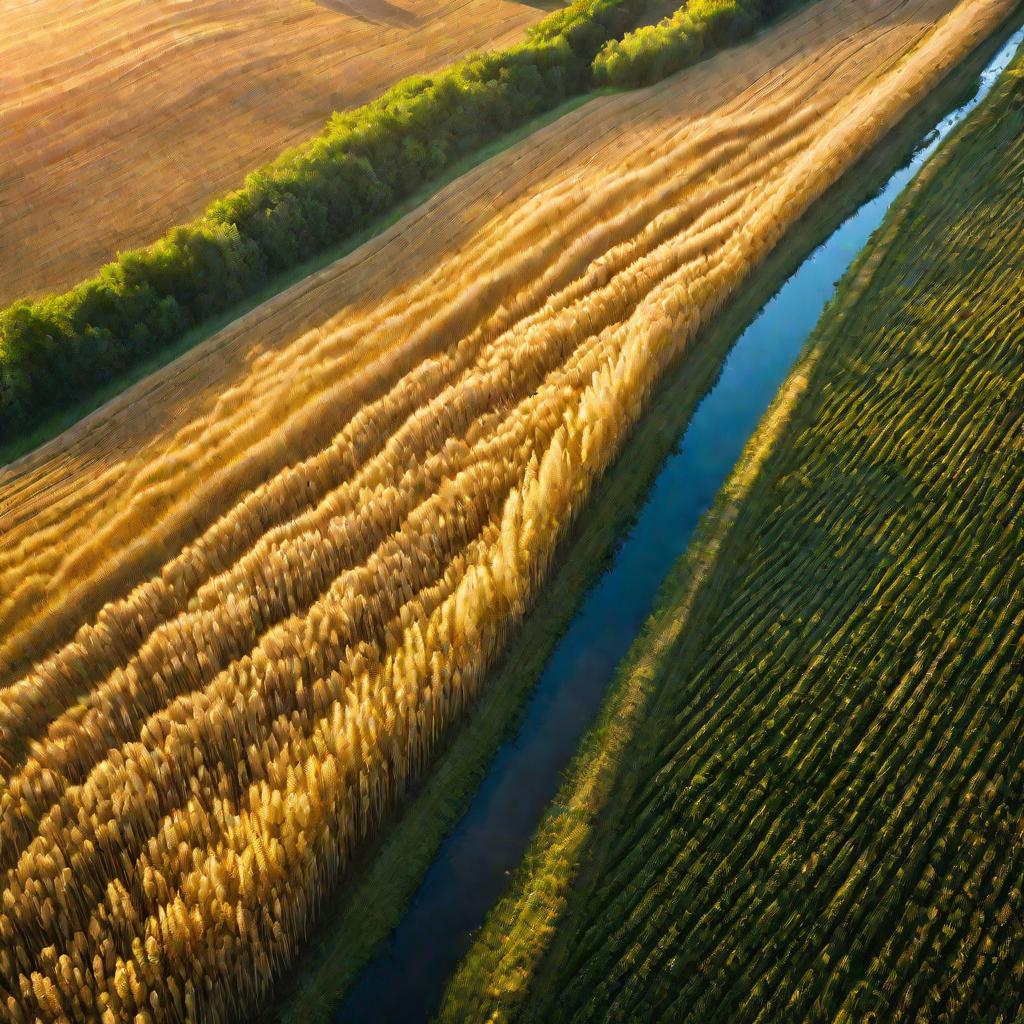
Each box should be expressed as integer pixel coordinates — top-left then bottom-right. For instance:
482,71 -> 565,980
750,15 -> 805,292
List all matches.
0,0 -> 549,305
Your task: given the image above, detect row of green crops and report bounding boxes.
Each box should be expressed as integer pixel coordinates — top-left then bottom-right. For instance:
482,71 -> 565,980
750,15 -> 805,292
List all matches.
497,41 -> 1024,1024
0,0 -> 794,444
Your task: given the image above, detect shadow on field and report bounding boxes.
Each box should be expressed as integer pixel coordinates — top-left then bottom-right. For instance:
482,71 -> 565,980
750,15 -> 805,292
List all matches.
314,0 -> 421,29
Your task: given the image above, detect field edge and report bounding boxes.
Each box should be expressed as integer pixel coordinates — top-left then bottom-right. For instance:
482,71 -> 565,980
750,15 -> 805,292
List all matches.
514,24 -> 1024,1024
430,12 -> 1024,1022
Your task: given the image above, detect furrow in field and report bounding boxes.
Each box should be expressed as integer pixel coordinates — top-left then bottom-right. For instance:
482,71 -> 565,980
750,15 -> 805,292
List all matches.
0,0 -> 967,692
523,66 -> 1024,1015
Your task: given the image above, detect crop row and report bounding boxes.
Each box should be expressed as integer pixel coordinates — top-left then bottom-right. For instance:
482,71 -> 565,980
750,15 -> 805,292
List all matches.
521,41 -> 1024,1024
0,0 -> 790,442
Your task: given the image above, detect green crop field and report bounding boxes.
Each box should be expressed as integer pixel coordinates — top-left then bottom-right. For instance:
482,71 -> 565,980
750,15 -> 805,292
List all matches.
470,42 -> 1024,1024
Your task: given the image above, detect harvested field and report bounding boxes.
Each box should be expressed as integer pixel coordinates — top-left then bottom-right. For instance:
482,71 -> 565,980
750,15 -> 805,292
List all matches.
0,0 -> 548,305
0,0 -> 1017,1019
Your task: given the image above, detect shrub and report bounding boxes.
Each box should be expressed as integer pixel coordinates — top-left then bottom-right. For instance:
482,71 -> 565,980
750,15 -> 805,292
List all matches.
593,0 -> 784,88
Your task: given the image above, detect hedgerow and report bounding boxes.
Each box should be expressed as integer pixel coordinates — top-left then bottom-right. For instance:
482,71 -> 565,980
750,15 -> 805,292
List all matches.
0,0 -> 792,443
594,0 -> 788,87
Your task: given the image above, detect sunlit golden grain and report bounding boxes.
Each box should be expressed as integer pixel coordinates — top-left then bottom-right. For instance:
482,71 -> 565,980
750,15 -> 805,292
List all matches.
0,0 -> 1013,1020
0,0 -> 545,305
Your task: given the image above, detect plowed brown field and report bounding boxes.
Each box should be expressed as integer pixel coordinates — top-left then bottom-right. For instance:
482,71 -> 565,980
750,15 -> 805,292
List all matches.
0,0 -> 549,304
0,0 -> 1016,1019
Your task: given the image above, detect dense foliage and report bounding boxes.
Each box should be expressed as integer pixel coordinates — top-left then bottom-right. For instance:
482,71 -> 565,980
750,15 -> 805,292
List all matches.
594,0 -> 785,86
0,0 -> 631,439
0,0 -> 789,443
518,46 -> 1024,1023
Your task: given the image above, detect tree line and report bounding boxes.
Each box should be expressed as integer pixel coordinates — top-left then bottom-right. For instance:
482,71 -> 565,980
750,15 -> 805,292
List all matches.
0,0 -> 792,442
594,0 -> 787,87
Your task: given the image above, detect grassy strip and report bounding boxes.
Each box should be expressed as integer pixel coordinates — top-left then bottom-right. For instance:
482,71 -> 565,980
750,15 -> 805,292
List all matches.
0,89 -> 606,468
253,17 -> 1021,1020
431,14 -> 1024,1021
435,283 -> 822,1024
520,32 -> 1024,1024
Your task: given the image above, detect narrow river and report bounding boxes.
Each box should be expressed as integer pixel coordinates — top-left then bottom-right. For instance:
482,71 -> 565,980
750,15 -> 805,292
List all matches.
334,26 -> 1024,1024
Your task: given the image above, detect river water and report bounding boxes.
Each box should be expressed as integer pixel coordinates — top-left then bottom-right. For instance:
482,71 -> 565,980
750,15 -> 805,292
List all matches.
333,26 -> 1024,1023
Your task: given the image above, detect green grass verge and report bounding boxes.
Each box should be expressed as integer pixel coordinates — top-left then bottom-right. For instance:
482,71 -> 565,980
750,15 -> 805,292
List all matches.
254,14 -> 1024,1023
515,31 -> 1024,1024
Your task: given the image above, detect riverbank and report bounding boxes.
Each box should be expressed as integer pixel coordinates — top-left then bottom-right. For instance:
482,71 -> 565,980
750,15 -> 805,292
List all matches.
514,25 -> 1024,1024
257,11 -> 1024,1022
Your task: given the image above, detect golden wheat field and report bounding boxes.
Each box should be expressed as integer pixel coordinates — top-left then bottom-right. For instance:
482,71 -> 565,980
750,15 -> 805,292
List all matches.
0,0 -> 547,305
0,0 -> 1016,1019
